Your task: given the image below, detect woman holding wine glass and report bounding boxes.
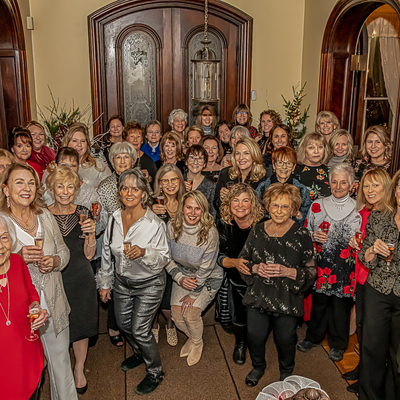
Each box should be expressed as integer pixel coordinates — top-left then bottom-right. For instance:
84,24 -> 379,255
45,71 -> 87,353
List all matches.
0,214 -> 49,400
97,168 -> 170,395
0,163 -> 77,399
152,164 -> 186,345
357,170 -> 400,399
341,168 -> 391,395
47,166 -> 98,394
297,163 -> 361,362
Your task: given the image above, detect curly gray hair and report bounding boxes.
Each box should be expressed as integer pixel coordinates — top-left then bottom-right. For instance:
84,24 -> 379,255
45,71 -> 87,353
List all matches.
109,142 -> 137,170
329,162 -> 355,185
168,109 -> 188,127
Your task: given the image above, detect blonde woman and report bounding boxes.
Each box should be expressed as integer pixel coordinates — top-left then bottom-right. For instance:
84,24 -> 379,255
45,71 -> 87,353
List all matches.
315,110 -> 340,142
156,131 -> 186,173
353,125 -> 392,181
328,129 -> 355,167
214,137 -> 266,212
294,132 -> 331,201
166,190 -> 222,366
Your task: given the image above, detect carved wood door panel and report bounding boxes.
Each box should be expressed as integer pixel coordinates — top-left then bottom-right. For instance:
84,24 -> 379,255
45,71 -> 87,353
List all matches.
88,0 -> 252,134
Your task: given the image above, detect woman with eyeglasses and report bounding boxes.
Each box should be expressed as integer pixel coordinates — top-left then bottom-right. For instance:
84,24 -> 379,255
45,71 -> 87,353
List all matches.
184,145 -> 216,218
231,104 -> 257,139
256,147 -> 311,226
151,164 -> 186,346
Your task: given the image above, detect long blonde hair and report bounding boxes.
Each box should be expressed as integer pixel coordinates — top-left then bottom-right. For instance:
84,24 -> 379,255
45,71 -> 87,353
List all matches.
329,129 -> 355,162
170,190 -> 215,246
229,138 -> 265,182
296,132 -> 331,165
358,125 -> 392,162
153,164 -> 186,204
63,123 -> 101,170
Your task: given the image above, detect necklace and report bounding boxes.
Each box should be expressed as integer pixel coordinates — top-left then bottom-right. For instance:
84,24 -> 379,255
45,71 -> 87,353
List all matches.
9,213 -> 38,233
0,271 -> 11,326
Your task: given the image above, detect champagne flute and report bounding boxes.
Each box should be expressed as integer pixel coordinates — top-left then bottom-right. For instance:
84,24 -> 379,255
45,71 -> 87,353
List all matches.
34,232 -> 44,267
25,307 -> 40,342
79,209 -> 89,239
385,242 -> 395,272
123,241 -> 132,258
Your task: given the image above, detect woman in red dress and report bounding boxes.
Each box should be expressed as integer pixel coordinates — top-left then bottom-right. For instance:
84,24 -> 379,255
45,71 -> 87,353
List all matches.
0,214 -> 48,400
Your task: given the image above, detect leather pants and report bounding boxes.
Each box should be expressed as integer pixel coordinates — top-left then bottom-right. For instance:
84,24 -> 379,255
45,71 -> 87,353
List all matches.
114,271 -> 166,379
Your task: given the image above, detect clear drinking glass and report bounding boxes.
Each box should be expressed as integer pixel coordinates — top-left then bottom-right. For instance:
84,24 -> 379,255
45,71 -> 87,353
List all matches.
263,256 -> 274,285
79,209 -> 89,239
385,242 -> 395,272
25,307 -> 40,342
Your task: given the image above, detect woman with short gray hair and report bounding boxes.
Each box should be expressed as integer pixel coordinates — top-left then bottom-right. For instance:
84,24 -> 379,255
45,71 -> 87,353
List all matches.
297,163 -> 361,362
97,168 -> 170,395
168,109 -> 188,142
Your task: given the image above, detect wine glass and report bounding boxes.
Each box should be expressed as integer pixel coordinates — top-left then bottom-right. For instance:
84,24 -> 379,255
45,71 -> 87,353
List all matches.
34,232 -> 44,267
385,242 -> 395,272
79,209 -> 89,239
156,195 -> 166,218
123,241 -> 131,258
25,307 -> 40,342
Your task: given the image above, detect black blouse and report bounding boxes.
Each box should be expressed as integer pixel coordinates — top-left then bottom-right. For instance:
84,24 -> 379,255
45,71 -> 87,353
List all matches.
294,164 -> 331,201
135,153 -> 157,186
238,221 -> 315,316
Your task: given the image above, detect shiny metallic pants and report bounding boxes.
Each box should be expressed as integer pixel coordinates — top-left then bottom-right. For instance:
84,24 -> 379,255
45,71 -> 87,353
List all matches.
114,271 -> 166,379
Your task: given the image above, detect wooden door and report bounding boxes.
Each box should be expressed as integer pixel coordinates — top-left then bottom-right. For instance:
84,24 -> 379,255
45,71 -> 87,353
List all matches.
88,0 -> 252,135
0,0 -> 30,148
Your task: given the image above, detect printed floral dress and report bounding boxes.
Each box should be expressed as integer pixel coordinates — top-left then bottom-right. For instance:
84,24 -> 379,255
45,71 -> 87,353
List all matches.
305,200 -> 361,298
294,164 -> 331,201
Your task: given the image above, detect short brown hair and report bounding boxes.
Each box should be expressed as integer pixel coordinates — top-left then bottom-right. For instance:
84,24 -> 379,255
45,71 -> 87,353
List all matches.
199,136 -> 224,163
263,183 -> 301,214
160,132 -> 184,162
184,125 -> 204,145
123,121 -> 145,142
0,164 -> 44,214
8,127 -> 33,150
271,146 -> 297,165
185,144 -> 208,165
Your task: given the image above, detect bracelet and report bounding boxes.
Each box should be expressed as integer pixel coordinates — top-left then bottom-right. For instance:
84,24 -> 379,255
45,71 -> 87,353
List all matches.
86,241 -> 96,248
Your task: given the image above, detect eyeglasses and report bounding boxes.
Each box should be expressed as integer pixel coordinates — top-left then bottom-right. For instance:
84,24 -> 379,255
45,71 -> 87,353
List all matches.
275,161 -> 294,168
160,177 -> 179,186
59,163 -> 78,168
270,203 -> 291,212
237,111 -> 247,116
188,156 -> 205,164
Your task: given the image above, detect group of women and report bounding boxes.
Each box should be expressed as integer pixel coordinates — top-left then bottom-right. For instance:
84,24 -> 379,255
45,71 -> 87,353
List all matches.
1,105 -> 398,400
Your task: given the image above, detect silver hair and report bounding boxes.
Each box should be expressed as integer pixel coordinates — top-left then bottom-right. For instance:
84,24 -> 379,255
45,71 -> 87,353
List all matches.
329,162 -> 355,185
0,213 -> 17,252
168,109 -> 188,126
118,168 -> 153,209
109,142 -> 137,170
229,125 -> 250,143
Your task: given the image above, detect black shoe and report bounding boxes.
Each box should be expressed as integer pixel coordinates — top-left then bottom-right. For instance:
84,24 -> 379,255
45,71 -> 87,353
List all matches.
110,334 -> 123,347
280,372 -> 292,381
245,369 -> 264,387
121,354 -> 144,371
135,373 -> 164,395
76,382 -> 88,395
297,339 -> 318,352
347,380 -> 359,394
342,365 -> 359,380
329,348 -> 344,362
233,342 -> 247,365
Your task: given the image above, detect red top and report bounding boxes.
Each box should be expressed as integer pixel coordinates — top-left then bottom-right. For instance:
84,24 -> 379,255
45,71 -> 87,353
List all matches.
0,254 -> 43,400
354,206 -> 371,288
29,145 -> 56,170
26,160 -> 43,180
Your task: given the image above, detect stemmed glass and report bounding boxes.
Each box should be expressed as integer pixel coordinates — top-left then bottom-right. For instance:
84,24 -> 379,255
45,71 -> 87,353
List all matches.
262,256 -> 274,285
34,232 -> 44,267
25,307 -> 40,342
79,209 -> 89,239
385,242 -> 395,272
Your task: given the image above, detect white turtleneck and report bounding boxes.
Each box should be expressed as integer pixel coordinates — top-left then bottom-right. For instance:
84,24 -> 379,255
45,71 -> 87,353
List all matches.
322,193 -> 356,221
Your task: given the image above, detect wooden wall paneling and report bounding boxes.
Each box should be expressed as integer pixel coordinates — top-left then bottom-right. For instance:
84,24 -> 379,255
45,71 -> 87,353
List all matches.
0,67 -> 8,149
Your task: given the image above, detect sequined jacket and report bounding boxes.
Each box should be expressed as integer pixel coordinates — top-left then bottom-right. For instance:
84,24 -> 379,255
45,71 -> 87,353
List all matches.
13,209 -> 71,336
359,210 -> 400,296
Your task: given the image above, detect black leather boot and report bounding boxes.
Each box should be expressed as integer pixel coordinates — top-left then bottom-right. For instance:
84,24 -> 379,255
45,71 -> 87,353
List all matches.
232,323 -> 247,365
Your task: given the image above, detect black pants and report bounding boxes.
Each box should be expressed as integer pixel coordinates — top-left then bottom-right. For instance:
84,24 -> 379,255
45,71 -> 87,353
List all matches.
230,280 -> 247,325
305,291 -> 353,350
247,308 -> 297,376
359,282 -> 400,400
114,271 -> 166,380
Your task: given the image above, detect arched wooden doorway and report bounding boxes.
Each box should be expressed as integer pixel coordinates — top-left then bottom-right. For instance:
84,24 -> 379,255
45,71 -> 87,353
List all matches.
0,0 -> 31,148
318,0 -> 400,173
88,0 -> 253,134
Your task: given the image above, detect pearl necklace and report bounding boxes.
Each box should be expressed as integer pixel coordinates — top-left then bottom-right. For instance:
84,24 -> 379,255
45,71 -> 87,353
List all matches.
331,194 -> 350,212
9,213 -> 38,233
0,271 -> 11,326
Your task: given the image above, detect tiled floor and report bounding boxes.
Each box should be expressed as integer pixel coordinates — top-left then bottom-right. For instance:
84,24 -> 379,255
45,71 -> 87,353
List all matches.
38,306 -> 357,400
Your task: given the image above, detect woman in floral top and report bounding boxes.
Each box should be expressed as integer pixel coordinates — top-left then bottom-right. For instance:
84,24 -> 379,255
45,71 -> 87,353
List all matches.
294,132 -> 331,201
297,163 -> 361,362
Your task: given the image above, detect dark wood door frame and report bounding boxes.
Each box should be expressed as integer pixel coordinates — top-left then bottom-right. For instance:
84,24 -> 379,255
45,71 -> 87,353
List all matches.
318,0 -> 400,174
0,0 -> 31,148
88,0 -> 252,135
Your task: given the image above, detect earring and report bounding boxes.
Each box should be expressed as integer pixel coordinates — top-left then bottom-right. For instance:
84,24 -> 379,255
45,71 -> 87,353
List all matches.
6,195 -> 10,208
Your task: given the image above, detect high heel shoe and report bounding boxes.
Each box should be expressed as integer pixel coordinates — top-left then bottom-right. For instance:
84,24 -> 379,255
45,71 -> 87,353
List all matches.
109,333 -> 123,347
76,382 -> 88,395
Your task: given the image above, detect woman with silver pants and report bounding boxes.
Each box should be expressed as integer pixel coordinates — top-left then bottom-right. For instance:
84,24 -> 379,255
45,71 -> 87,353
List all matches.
97,168 -> 170,396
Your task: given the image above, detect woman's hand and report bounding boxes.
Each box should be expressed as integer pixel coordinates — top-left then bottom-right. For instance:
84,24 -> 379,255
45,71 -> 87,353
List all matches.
19,245 -> 43,264
80,218 -> 96,235
141,169 -> 149,179
184,181 -> 192,192
259,263 -> 297,280
126,245 -> 145,260
179,294 -> 196,315
31,308 -> 49,330
295,211 -> 303,220
369,239 -> 391,258
231,258 -> 251,275
38,256 -> 59,274
152,204 -> 167,215
313,231 -> 328,244
100,289 -> 111,303
180,276 -> 196,291
220,187 -> 229,201
349,235 -> 361,251
220,155 -> 231,168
